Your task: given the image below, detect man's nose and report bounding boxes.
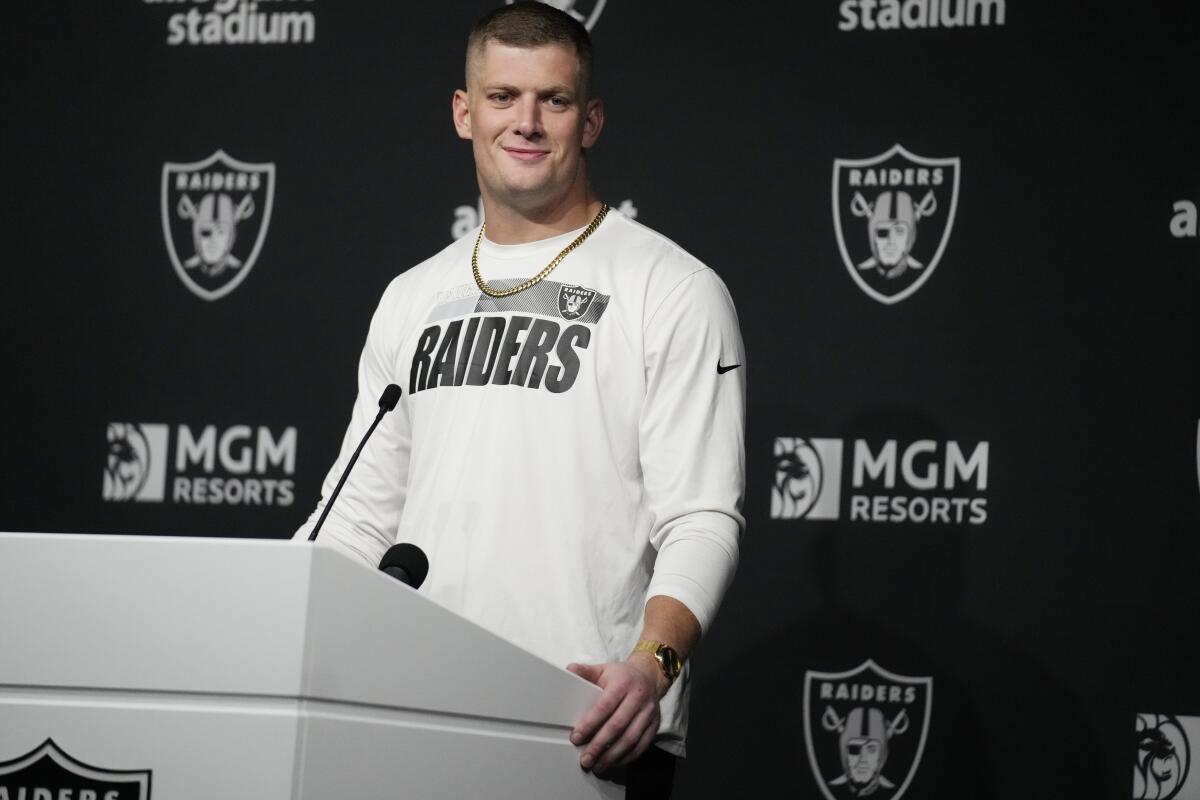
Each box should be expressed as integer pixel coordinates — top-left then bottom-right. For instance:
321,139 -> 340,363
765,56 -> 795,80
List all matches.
512,95 -> 543,140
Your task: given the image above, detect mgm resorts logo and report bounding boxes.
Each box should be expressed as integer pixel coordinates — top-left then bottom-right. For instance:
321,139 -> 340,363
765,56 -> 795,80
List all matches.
771,437 -> 988,525
0,738 -> 150,800
103,422 -> 296,506
161,150 -> 275,301
804,660 -> 932,800
833,144 -> 960,305
1136,713 -> 1200,800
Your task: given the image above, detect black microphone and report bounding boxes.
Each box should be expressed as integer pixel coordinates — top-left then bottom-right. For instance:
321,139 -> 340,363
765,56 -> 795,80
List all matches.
378,543 -> 430,589
378,383 -> 402,412
308,384 -> 402,542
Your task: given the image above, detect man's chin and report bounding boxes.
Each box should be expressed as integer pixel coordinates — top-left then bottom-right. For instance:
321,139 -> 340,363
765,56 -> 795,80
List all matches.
493,182 -> 568,211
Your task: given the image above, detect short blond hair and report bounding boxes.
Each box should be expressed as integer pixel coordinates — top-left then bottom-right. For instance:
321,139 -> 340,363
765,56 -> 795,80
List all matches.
466,2 -> 594,98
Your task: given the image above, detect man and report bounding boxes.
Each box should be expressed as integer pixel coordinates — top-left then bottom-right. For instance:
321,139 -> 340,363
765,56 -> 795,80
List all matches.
297,3 -> 745,794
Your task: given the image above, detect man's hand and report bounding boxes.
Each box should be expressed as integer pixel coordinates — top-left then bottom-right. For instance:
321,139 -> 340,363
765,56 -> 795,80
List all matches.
567,596 -> 700,773
566,657 -> 666,774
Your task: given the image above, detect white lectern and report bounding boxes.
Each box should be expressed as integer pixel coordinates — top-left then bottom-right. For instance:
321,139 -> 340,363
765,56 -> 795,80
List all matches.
0,533 -> 622,799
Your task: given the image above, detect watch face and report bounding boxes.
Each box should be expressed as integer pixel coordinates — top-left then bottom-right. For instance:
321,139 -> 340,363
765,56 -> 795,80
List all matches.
657,645 -> 681,679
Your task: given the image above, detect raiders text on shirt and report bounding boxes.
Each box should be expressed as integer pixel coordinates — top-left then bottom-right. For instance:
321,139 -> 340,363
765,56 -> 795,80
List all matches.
409,315 -> 590,395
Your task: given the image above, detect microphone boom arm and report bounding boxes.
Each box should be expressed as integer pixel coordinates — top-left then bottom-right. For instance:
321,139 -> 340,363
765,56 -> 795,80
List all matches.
308,384 -> 401,542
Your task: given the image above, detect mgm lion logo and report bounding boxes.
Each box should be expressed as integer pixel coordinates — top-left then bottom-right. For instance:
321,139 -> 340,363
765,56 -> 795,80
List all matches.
1136,714 -> 1193,800
161,150 -> 275,301
771,437 -> 843,521
833,144 -> 960,305
103,423 -> 168,502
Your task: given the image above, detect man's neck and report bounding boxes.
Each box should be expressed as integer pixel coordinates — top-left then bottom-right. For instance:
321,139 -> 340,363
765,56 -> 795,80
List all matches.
480,187 -> 602,245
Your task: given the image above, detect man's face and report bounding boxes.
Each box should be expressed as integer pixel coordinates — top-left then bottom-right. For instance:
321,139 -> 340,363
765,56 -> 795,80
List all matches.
195,220 -> 234,265
873,221 -> 911,266
846,737 -> 883,784
453,42 -> 603,213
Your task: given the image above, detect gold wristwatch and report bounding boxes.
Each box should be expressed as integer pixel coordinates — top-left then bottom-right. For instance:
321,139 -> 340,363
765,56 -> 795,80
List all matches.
632,640 -> 683,685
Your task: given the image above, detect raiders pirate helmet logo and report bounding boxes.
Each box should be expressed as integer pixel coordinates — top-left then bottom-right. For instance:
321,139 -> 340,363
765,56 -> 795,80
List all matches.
804,660 -> 933,800
833,144 -> 960,305
161,150 -> 275,301
558,284 -> 597,320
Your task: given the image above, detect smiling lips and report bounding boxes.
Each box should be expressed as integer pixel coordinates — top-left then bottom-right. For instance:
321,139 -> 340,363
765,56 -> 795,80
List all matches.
504,147 -> 549,161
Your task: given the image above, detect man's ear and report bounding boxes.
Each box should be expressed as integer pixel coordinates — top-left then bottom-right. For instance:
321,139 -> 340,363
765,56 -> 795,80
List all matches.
452,89 -> 472,140
581,96 -> 604,149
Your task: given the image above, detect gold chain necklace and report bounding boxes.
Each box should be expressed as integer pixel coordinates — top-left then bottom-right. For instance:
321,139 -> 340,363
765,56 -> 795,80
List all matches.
472,203 -> 609,298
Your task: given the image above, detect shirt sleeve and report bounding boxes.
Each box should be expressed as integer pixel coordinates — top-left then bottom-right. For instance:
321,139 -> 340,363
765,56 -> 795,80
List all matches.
293,280 -> 412,568
640,266 -> 746,635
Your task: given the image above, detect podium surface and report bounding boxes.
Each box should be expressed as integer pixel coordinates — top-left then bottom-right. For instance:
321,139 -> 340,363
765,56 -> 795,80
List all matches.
0,532 -> 621,799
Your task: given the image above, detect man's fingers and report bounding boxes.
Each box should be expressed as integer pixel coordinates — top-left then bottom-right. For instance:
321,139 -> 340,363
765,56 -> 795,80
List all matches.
595,702 -> 659,773
580,693 -> 643,771
571,684 -> 623,746
620,715 -> 660,768
568,660 -> 662,770
566,662 -> 602,683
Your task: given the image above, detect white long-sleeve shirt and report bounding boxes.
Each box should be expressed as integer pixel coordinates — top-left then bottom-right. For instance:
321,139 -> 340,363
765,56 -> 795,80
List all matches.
296,209 -> 746,753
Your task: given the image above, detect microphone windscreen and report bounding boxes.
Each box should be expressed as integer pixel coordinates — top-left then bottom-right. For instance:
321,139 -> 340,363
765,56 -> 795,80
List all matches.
378,543 -> 429,589
378,384 -> 402,411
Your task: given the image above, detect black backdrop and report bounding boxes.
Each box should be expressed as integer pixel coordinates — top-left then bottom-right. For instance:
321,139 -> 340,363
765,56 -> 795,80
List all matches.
5,2 -> 1198,798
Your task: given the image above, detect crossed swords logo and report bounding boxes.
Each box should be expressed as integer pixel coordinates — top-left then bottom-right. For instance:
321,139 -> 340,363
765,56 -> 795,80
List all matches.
849,189 -> 938,279
821,705 -> 911,796
176,192 -> 256,277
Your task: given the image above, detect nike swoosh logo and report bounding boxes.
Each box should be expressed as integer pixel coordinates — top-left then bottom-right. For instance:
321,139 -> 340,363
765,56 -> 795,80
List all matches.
717,362 -> 741,374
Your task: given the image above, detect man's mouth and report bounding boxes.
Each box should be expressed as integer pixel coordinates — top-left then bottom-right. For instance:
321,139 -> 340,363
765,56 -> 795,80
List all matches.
504,147 -> 549,161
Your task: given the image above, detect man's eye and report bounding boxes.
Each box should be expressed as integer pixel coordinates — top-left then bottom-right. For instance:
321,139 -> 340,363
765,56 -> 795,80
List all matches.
548,96 -> 569,107
491,93 -> 511,103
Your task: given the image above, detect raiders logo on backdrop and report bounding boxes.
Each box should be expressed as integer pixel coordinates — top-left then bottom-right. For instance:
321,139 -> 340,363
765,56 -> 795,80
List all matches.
507,0 -> 606,31
558,285 -> 597,320
161,150 -> 275,301
1135,713 -> 1196,800
804,660 -> 933,800
833,144 -> 960,305
0,739 -> 151,799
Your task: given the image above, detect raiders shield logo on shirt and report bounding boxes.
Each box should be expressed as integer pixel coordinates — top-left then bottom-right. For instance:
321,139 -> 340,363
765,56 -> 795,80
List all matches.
558,285 -> 597,320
